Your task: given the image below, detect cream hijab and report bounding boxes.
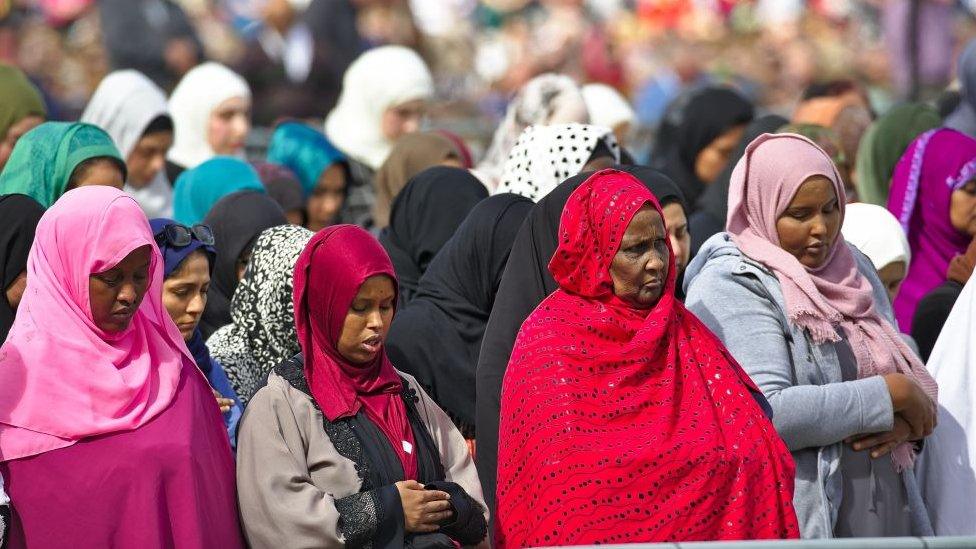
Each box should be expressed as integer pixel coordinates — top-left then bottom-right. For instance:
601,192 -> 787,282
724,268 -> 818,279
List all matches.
324,46 -> 434,170
81,70 -> 174,218
167,62 -> 251,169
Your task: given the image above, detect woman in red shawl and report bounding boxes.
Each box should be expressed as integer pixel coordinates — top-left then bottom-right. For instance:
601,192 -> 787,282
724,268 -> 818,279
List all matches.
496,169 -> 800,547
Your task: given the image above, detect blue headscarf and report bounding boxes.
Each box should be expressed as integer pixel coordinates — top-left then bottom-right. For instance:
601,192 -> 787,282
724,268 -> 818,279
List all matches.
149,217 -> 218,373
266,121 -> 346,195
172,157 -> 265,224
150,217 -> 243,448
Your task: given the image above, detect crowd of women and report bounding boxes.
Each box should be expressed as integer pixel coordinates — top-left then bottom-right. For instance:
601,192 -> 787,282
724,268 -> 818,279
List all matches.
0,35 -> 975,549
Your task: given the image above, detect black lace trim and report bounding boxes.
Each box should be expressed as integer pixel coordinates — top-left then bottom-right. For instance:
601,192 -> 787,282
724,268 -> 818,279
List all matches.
274,355 -> 375,489
335,490 -> 382,549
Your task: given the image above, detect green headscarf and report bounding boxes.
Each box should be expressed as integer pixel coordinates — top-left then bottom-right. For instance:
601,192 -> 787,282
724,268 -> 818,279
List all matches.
777,123 -> 847,167
0,122 -> 125,208
854,103 -> 941,206
0,64 -> 46,141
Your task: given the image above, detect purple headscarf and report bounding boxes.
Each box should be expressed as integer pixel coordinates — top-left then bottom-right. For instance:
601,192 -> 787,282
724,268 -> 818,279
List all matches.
888,128 -> 976,332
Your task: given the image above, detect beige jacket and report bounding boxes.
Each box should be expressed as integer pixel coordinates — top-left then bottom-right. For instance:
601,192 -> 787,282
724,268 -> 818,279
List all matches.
237,369 -> 486,548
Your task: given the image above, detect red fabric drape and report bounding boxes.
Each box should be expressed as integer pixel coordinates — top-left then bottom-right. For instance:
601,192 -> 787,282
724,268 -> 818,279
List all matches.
496,170 -> 799,547
293,225 -> 418,480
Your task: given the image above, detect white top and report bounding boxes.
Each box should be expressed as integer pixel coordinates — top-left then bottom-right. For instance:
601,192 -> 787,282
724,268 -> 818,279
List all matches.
916,276 -> 976,535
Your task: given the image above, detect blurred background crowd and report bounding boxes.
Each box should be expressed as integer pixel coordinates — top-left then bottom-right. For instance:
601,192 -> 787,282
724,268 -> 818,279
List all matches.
3,0 -> 976,163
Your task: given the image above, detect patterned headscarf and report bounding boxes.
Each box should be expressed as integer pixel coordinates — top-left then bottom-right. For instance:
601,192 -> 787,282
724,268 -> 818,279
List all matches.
495,123 -> 620,202
207,225 -> 314,405
496,170 -> 799,547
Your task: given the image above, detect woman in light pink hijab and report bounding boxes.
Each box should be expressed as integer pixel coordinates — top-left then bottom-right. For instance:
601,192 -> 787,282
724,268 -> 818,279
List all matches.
685,133 -> 938,538
0,186 -> 243,548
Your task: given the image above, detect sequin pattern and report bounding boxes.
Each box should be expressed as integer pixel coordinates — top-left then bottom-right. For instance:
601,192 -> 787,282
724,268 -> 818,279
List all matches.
496,170 -> 799,547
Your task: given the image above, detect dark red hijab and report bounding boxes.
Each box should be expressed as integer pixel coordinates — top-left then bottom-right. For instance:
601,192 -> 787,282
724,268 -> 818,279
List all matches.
293,225 -> 417,479
496,170 -> 799,546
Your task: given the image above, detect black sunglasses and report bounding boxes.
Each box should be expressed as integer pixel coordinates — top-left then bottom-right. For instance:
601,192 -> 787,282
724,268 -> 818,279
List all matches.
154,223 -> 215,247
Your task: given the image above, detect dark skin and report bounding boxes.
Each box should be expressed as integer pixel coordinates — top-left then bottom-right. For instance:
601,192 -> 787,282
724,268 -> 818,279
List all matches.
774,175 -> 841,269
776,176 -> 936,457
306,164 -> 347,232
88,246 -> 151,333
609,206 -> 670,309
334,275 -> 452,532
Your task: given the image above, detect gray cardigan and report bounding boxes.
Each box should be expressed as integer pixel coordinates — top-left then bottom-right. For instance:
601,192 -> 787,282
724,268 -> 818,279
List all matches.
684,233 -> 929,539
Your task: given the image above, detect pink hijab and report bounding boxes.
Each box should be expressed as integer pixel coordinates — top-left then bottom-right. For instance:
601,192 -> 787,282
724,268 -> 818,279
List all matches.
727,133 -> 937,470
0,186 -> 191,462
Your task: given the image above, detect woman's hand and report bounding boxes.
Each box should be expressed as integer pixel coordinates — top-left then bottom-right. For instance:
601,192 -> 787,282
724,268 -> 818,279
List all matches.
212,389 -> 234,414
884,373 -> 936,439
846,416 -> 913,458
395,480 -> 453,533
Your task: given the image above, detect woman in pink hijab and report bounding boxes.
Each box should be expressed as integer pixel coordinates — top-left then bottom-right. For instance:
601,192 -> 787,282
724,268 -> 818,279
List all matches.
0,186 -> 243,548
685,133 -> 938,539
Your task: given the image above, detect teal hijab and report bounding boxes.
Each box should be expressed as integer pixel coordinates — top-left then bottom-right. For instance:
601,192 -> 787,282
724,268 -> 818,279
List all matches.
0,122 -> 124,208
266,121 -> 345,195
173,157 -> 265,224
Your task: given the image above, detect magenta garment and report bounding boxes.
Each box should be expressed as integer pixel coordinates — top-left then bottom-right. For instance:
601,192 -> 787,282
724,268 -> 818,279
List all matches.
888,129 -> 976,333
0,186 -> 187,461
727,132 -> 937,471
0,364 -> 244,548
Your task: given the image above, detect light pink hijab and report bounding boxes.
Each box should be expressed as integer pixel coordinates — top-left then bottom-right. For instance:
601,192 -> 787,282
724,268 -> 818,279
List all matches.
0,186 -> 192,461
727,132 -> 937,470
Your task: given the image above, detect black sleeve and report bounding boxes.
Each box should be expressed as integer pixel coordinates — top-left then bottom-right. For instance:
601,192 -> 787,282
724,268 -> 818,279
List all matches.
335,484 -> 405,549
424,481 -> 488,546
912,284 -> 961,362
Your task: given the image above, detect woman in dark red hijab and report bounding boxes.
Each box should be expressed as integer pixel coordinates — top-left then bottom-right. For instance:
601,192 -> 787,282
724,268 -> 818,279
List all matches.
237,225 -> 487,548
496,169 -> 799,546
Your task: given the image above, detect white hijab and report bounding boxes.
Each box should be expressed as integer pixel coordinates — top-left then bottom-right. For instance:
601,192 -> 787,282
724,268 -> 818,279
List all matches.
581,83 -> 636,134
324,46 -> 434,170
494,123 -> 620,202
166,62 -> 251,170
81,69 -> 174,218
916,277 -> 976,535
476,73 -> 589,188
841,202 -> 912,271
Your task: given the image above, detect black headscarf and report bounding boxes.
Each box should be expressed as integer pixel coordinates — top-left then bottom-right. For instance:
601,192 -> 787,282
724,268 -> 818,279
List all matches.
474,165 -> 684,521
0,194 -> 44,342
199,191 -> 287,339
688,114 -> 789,256
385,194 -> 533,438
650,86 -> 754,209
378,166 -> 489,305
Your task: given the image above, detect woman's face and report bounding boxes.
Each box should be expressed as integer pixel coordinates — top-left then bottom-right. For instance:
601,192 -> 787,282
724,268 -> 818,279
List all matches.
380,99 -> 427,142
127,130 -> 174,187
208,96 -> 251,155
877,260 -> 907,303
661,202 -> 690,279
610,206 -> 670,309
0,115 -> 43,172
306,164 -> 346,231
337,275 -> 396,364
775,175 -> 842,269
695,124 -> 746,184
70,159 -> 126,191
161,251 -> 210,341
950,179 -> 976,237
89,245 -> 151,333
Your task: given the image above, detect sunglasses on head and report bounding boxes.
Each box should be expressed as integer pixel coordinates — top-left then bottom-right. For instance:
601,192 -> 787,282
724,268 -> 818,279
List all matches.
154,223 -> 215,247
